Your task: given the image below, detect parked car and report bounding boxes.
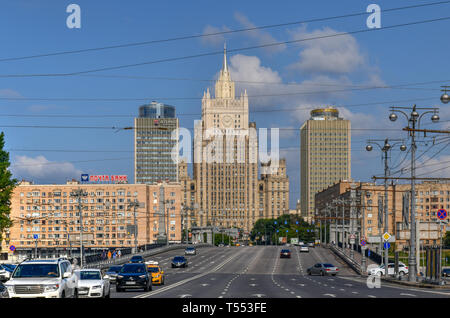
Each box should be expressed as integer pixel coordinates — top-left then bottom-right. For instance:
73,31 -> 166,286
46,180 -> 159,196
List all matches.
299,245 -> 309,253
185,247 -> 197,255
130,255 -> 145,263
116,263 -> 151,292
171,256 -> 188,268
4,258 -> 78,298
368,262 -> 408,276
75,269 -> 111,298
0,282 -> 8,298
307,263 -> 339,276
280,249 -> 291,258
105,265 -> 122,283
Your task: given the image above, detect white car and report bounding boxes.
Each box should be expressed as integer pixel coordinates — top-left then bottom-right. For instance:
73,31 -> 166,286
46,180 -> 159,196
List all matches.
75,269 -> 110,298
4,258 -> 78,298
0,266 -> 11,281
299,245 -> 309,253
368,262 -> 409,276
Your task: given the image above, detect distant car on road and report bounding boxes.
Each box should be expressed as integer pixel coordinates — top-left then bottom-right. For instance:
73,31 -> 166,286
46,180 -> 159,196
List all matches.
171,256 -> 188,268
75,269 -> 111,298
307,242 -> 315,248
299,245 -> 309,253
147,263 -> 165,285
368,262 -> 408,276
280,249 -> 291,258
130,255 -> 145,263
307,263 -> 339,276
442,268 -> 450,277
116,263 -> 151,292
185,247 -> 197,255
105,265 -> 122,283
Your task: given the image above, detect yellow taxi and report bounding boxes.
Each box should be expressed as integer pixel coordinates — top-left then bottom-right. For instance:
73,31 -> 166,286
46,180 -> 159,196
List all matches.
146,261 -> 165,285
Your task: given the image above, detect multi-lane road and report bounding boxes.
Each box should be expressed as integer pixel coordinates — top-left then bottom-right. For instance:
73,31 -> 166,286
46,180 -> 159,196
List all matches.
110,246 -> 450,298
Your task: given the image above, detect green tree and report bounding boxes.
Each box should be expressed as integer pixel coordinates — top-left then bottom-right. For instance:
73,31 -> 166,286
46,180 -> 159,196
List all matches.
444,231 -> 450,247
0,132 -> 16,251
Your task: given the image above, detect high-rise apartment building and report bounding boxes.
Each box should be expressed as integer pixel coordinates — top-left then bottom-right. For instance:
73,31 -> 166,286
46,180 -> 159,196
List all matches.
300,107 -> 351,222
134,101 -> 179,184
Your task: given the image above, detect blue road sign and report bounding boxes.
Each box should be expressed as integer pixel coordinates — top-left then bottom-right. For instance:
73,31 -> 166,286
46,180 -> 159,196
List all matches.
384,242 -> 391,249
285,221 -> 287,225
286,229 -> 288,233
9,245 -> 15,252
276,230 -> 279,233
296,221 -> 299,225
368,250 -> 371,257
307,229 -> 309,232
360,239 -> 366,246
437,209 -> 447,220
296,229 -> 298,233
274,221 -> 277,224
33,234 -> 39,240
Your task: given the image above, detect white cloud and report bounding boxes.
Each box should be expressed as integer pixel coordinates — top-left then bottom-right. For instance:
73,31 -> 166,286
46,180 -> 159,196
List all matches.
233,12 -> 286,55
0,88 -> 22,98
11,155 -> 82,184
201,25 -> 231,47
288,26 -> 365,75
415,154 -> 450,178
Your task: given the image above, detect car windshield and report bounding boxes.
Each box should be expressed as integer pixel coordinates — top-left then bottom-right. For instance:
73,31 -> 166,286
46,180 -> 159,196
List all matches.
12,263 -> 60,278
323,264 -> 335,268
107,266 -> 122,273
173,257 -> 185,262
131,256 -> 143,261
77,271 -> 101,280
147,267 -> 160,273
281,250 -> 290,253
186,248 -> 195,250
120,264 -> 145,273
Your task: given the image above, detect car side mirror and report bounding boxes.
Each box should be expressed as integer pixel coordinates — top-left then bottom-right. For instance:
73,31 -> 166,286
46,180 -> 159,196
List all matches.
63,272 -> 71,279
161,271 -> 164,274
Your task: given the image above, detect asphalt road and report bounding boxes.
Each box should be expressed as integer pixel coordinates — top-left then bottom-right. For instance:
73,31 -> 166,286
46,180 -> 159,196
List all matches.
106,245 -> 450,298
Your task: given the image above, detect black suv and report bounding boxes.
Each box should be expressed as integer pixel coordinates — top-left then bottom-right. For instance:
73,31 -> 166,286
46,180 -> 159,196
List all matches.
130,255 -> 145,263
116,263 -> 151,292
171,256 -> 188,268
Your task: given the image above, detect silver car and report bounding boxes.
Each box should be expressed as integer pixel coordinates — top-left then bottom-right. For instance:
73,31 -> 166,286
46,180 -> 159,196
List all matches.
185,247 -> 197,255
307,263 -> 339,276
75,269 -> 110,298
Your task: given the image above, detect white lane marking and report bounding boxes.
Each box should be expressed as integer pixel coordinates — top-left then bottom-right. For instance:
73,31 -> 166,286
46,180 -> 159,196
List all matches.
179,294 -> 191,298
323,293 -> 336,298
400,293 -> 417,297
252,294 -> 265,298
368,295 -> 376,298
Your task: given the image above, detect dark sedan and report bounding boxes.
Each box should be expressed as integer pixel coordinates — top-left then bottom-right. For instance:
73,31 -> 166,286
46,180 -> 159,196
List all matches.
442,268 -> 450,277
280,249 -> 291,258
115,263 -> 152,292
130,255 -> 145,263
171,256 -> 188,268
105,265 -> 123,283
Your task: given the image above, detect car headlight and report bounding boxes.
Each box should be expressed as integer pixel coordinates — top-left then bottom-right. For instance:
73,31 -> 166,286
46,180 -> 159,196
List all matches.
44,284 -> 59,292
139,275 -> 146,279
92,285 -> 102,289
117,275 -> 123,279
5,285 -> 14,293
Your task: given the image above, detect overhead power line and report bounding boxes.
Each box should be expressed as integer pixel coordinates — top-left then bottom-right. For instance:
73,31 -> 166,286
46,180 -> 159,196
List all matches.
1,16 -> 450,78
1,1 -> 449,63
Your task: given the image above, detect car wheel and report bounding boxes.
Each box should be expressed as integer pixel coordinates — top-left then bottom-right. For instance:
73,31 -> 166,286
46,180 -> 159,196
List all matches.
73,289 -> 78,298
399,271 -> 405,276
332,274 -> 336,276
308,271 -> 311,276
162,278 -> 165,285
61,291 -> 66,298
321,271 -> 325,276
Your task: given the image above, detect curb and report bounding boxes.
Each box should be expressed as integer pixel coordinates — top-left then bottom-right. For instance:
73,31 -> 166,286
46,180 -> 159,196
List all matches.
381,277 -> 449,289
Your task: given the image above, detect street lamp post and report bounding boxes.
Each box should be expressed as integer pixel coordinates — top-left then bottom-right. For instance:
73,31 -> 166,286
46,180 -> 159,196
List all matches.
389,104 -> 439,282
366,138 -> 407,270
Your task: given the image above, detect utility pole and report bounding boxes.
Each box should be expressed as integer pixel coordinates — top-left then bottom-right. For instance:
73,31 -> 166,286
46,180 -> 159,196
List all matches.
127,200 -> 141,253
389,104 -> 439,282
71,188 -> 87,268
361,190 -> 367,273
350,183 -> 356,259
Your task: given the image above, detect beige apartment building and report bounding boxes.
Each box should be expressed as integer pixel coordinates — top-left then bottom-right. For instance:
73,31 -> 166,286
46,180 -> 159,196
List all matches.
300,107 -> 351,223
315,180 -> 450,251
1,180 -> 182,260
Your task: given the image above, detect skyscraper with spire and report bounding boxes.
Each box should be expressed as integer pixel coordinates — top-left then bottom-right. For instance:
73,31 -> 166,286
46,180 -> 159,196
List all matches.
192,45 -> 259,233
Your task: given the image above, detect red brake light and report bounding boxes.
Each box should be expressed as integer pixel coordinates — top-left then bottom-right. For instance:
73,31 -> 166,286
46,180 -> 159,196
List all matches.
325,269 -> 330,271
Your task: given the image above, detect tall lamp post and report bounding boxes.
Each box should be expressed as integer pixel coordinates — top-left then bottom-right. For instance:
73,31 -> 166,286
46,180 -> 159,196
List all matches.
366,138 -> 407,269
388,104 -> 439,282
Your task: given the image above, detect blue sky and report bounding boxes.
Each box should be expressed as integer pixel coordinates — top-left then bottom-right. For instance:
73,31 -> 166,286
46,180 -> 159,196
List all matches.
1,0 -> 449,209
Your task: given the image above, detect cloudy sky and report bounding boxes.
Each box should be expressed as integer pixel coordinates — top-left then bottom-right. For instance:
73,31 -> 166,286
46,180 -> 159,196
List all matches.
1,0 -> 450,208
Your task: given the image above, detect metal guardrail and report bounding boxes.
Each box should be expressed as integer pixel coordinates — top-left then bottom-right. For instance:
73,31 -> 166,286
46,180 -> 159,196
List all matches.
329,245 -> 362,275
82,243 -> 211,270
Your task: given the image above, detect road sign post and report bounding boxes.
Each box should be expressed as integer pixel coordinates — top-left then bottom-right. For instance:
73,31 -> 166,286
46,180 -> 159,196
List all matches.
437,209 -> 447,285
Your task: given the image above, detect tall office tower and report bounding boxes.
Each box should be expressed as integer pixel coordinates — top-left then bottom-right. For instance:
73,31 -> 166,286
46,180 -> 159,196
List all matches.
193,46 -> 259,233
300,107 -> 351,222
134,101 -> 179,184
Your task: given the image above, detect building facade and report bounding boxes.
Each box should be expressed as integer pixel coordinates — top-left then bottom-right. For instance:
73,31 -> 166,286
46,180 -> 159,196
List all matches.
300,107 -> 351,222
315,180 -> 449,252
1,180 -> 182,261
134,101 -> 179,184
